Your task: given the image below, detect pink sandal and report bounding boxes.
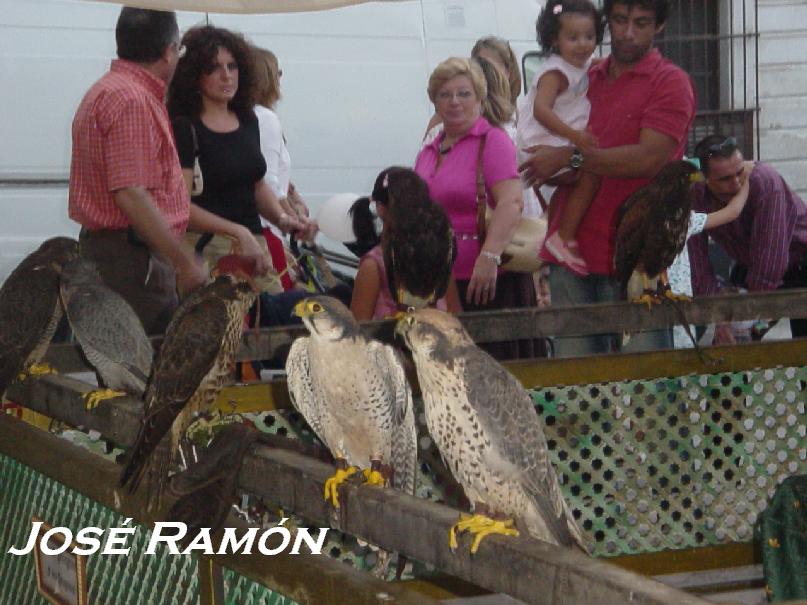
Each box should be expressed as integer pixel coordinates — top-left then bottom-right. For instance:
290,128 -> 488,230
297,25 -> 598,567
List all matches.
545,231 -> 589,276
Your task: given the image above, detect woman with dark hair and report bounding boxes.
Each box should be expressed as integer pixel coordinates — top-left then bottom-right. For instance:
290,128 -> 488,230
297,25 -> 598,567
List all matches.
168,25 -> 312,293
350,167 -> 460,321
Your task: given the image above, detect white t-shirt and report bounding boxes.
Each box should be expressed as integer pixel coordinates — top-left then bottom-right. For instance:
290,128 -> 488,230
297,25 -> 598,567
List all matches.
254,104 -> 291,232
670,211 -> 709,348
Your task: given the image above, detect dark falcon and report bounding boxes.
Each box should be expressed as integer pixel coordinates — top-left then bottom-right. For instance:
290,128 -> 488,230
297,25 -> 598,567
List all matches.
119,255 -> 259,511
60,258 -> 153,409
0,237 -> 78,398
382,199 -> 455,309
397,308 -> 587,554
614,160 -> 702,305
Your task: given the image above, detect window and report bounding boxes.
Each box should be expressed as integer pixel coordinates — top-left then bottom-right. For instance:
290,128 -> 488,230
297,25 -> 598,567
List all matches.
521,0 -> 759,158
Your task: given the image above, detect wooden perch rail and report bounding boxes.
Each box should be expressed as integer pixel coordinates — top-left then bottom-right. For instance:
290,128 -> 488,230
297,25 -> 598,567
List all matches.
2,375 -> 714,605
0,414 -> 438,605
40,287 -> 807,374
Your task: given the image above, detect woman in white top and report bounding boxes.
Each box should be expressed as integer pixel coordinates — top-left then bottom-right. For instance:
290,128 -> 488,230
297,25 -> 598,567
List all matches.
253,46 -> 315,290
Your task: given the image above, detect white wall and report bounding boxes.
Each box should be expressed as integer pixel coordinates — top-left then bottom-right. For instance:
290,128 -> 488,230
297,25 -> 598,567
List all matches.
756,0 -> 807,197
0,0 -> 541,280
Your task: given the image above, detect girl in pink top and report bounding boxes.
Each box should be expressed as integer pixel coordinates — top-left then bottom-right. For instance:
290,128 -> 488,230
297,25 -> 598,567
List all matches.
518,0 -> 603,276
349,167 -> 460,321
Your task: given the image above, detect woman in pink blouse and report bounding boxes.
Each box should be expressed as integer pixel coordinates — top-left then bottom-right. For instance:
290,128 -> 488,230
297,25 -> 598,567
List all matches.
415,57 -> 543,359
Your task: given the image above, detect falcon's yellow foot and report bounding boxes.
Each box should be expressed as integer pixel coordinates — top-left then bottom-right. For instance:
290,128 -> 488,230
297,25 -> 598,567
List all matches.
632,290 -> 660,310
362,468 -> 386,487
449,513 -> 519,554
323,466 -> 359,508
83,388 -> 127,411
18,363 -> 57,381
658,285 -> 691,302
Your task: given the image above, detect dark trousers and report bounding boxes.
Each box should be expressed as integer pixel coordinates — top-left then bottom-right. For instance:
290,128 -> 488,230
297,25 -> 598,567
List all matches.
731,260 -> 807,338
457,271 -> 548,361
78,228 -> 178,335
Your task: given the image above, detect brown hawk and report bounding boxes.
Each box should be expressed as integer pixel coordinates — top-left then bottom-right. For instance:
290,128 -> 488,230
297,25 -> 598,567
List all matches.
614,160 -> 702,305
397,308 -> 587,554
0,237 -> 78,398
119,255 -> 258,511
60,258 -> 153,410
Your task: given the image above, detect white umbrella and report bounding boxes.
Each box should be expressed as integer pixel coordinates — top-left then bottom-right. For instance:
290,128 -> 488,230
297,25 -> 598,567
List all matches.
85,0 -> 397,14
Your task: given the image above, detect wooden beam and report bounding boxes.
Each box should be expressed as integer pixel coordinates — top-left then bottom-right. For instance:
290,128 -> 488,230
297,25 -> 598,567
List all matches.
5,373 -> 142,447
40,288 -> 807,373
238,447 -> 711,605
13,335 -> 807,429
0,414 -> 440,605
507,338 -> 807,387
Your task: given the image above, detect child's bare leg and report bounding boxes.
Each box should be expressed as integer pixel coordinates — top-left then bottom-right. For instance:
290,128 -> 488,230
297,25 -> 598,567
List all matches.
557,171 -> 600,242
544,171 -> 600,276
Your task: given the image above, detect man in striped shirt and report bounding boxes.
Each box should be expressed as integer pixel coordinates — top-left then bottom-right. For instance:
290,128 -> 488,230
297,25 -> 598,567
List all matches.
69,8 -> 267,334
689,134 -> 807,343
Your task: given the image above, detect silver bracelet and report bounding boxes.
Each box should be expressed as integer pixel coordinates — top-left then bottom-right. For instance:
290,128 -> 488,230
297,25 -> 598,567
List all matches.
480,250 -> 502,266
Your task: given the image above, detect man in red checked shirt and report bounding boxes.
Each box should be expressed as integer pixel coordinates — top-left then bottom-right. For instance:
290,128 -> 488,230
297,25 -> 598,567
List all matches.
520,0 -> 695,358
70,8 -> 268,334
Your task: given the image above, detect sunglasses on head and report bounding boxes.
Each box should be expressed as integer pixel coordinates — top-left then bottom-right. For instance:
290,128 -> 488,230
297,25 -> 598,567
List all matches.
704,136 -> 737,159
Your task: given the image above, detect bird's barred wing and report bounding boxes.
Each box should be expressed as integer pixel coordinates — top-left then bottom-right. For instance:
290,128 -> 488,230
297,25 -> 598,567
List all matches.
285,336 -> 329,448
64,285 -> 153,386
368,340 -> 417,494
462,347 -> 574,544
120,294 -> 229,491
614,191 -> 656,286
0,265 -> 61,393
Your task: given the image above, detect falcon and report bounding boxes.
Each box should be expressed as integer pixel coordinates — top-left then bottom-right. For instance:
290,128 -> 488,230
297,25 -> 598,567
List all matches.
286,296 -> 417,508
614,160 -> 702,306
396,308 -> 586,554
60,258 -> 153,410
119,255 -> 259,511
0,237 -> 78,398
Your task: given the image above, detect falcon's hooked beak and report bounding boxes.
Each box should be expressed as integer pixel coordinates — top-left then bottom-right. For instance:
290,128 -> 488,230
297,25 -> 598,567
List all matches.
393,313 -> 416,341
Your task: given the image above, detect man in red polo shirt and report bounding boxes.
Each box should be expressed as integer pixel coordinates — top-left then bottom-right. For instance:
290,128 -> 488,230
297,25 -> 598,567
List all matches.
520,0 -> 695,357
70,8 -> 267,334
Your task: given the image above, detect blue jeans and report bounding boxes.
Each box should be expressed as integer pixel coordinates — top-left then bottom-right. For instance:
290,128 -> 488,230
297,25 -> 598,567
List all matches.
548,265 -> 671,358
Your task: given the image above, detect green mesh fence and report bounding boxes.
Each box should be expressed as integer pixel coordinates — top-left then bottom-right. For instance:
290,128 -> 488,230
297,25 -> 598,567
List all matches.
528,366 -> 807,557
0,454 -> 298,605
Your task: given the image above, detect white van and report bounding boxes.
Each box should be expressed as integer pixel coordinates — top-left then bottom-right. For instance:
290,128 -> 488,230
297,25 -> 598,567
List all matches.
0,0 -> 542,283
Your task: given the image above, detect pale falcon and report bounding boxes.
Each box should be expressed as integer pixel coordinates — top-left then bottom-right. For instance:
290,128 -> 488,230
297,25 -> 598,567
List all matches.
60,258 -> 153,410
396,308 -> 587,554
0,236 -> 78,398
286,296 -> 417,508
119,255 -> 259,511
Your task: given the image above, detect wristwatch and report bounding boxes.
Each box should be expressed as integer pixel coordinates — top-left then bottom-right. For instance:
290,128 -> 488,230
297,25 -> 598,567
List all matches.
569,148 -> 584,170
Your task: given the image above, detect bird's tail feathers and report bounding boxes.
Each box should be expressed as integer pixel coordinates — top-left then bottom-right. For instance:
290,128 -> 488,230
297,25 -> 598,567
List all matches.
119,433 -> 171,513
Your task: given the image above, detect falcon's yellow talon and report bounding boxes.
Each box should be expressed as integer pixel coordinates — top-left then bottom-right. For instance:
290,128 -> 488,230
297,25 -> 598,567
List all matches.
362,468 -> 385,487
450,514 -> 519,554
469,519 -> 519,554
323,466 -> 359,508
83,388 -> 127,411
20,363 -> 57,381
632,292 -> 659,310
